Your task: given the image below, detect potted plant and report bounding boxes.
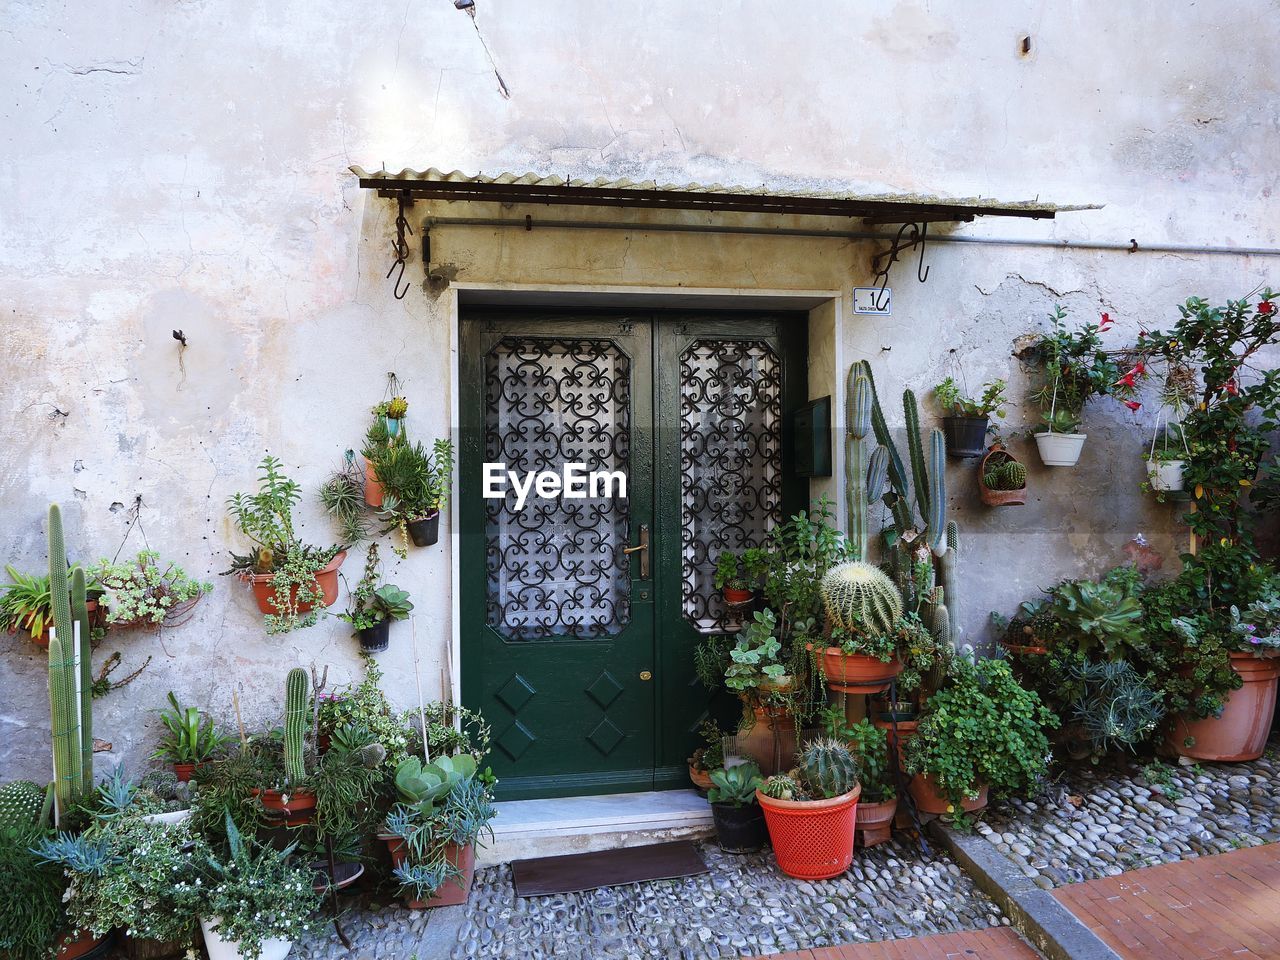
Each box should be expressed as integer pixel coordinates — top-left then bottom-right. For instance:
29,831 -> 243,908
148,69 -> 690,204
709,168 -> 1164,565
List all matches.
723,608 -> 794,705
706,761 -> 766,853
934,376 -> 1007,458
757,739 -> 861,879
812,561 -> 904,694
905,656 -> 1056,818
1030,307 -> 1135,467
380,753 -> 496,908
339,543 -> 413,652
224,455 -> 346,634
89,551 -> 211,629
319,452 -> 373,545
823,710 -> 897,848
1144,421 -> 1189,494
154,692 -> 229,781
686,719 -> 724,793
0,779 -> 72,960
377,438 -> 454,551
979,444 -> 1027,507
250,668 -> 317,825
712,549 -> 764,606
183,812 -> 321,960
1,567 -> 105,647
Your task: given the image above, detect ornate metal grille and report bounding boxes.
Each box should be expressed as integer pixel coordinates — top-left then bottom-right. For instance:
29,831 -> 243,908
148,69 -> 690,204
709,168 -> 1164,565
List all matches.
680,339 -> 782,632
484,337 -> 631,640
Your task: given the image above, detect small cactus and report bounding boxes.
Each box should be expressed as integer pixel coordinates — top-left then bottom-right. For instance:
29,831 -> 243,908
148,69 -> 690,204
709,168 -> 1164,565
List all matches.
820,562 -> 902,636
983,461 -> 1026,491
797,738 -> 861,800
761,774 -> 801,801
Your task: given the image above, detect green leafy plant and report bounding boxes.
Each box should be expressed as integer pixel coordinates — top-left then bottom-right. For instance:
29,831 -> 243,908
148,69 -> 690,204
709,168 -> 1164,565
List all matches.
1030,305 -> 1135,434
154,691 -> 230,764
906,656 -> 1057,815
723,609 -> 788,695
823,713 -> 895,802
89,551 -> 210,627
1051,566 -> 1145,659
320,452 -> 371,544
934,377 -> 1008,419
378,439 -> 455,554
712,549 -> 766,593
179,812 -> 322,959
340,543 -> 413,632
0,566 -> 101,642
707,762 -> 762,807
687,719 -> 725,773
0,818 -> 64,960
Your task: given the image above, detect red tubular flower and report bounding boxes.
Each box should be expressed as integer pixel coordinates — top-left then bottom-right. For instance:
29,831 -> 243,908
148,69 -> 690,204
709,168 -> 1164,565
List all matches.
1099,312 -> 1114,330
1124,400 -> 1142,411
1115,372 -> 1137,388
1227,379 -> 1239,396
1259,301 -> 1275,315
1134,361 -> 1147,375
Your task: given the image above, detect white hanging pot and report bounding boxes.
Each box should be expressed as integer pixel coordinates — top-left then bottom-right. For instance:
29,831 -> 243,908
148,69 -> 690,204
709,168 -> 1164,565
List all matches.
1147,458 -> 1186,492
200,918 -> 293,960
1034,432 -> 1087,467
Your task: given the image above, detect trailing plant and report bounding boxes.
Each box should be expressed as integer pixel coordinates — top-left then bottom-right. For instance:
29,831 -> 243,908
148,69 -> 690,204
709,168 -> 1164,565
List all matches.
707,762 -> 763,807
311,727 -> 388,845
934,377 -> 1008,419
339,542 -> 413,632
178,812 -> 321,960
905,656 -> 1057,815
723,609 -> 788,696
89,550 -> 210,627
154,691 -> 230,764
224,455 -> 342,634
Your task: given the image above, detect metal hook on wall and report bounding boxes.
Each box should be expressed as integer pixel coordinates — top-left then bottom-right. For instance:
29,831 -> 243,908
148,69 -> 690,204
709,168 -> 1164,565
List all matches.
868,221 -> 933,310
387,194 -> 415,300
916,221 -> 930,283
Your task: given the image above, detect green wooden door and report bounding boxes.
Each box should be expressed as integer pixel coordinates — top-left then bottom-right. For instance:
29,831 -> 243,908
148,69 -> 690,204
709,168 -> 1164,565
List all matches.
461,311 -> 806,800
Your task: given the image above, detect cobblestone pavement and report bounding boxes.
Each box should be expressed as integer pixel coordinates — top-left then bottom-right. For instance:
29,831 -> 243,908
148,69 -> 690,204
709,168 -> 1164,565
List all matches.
292,836 -> 1008,960
980,738 -> 1280,890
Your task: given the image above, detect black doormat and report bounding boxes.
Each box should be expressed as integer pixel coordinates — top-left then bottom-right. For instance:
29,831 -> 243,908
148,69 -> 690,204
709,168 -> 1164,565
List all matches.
511,840 -> 709,897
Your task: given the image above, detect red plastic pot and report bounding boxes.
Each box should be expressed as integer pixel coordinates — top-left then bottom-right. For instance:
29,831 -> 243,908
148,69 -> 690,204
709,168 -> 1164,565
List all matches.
723,586 -> 754,606
756,785 -> 860,880
1165,653 -> 1280,762
909,774 -> 988,816
813,645 -> 904,694
251,787 -> 316,826
384,837 -> 476,907
245,551 -> 346,616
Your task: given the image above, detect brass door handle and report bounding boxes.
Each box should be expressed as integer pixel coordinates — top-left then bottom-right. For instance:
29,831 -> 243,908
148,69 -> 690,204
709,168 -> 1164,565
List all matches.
623,523 -> 649,578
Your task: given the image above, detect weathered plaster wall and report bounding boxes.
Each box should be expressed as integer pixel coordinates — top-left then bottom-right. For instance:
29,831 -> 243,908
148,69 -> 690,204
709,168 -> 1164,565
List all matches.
2,0 -> 1277,780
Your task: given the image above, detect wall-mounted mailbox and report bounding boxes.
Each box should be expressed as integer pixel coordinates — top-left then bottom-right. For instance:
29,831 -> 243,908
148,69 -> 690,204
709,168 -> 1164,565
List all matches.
792,395 -> 832,477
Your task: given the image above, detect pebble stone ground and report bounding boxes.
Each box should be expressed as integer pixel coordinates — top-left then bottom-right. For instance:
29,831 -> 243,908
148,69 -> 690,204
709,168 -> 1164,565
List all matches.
980,737 -> 1280,890
294,836 -> 1008,960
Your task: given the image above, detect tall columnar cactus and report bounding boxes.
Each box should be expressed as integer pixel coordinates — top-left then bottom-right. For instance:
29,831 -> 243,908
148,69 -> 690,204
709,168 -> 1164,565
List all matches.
0,780 -> 45,829
903,389 -> 931,524
938,521 -> 959,644
284,667 -> 309,784
844,371 -> 875,561
820,562 -> 902,636
926,428 -> 948,555
797,738 -> 861,799
47,504 -> 89,821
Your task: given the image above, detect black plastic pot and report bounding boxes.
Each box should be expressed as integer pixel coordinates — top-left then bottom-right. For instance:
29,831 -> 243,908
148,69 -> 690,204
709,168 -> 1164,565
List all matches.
358,620 -> 391,652
711,801 -> 767,853
407,512 -> 440,547
940,416 -> 990,458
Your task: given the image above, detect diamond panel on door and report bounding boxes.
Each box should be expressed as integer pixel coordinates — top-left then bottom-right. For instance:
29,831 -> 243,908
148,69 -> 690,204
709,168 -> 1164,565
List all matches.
679,339 -> 783,632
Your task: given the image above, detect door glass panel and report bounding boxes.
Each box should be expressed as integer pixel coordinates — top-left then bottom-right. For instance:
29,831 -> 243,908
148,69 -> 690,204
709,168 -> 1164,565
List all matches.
484,337 -> 631,640
679,339 -> 783,632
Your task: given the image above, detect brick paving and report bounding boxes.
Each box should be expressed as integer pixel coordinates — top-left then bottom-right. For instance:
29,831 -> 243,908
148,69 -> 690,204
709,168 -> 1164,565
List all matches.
1053,842 -> 1280,959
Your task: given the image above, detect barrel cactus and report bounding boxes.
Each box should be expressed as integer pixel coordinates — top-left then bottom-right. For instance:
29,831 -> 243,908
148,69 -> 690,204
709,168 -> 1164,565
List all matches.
283,667 -> 310,784
760,774 -> 801,801
0,780 -> 46,829
983,461 -> 1026,490
820,562 -> 902,636
797,738 -> 861,799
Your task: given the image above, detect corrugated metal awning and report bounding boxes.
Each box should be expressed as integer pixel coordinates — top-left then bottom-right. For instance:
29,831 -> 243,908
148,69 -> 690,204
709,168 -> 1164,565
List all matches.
350,166 -> 1097,224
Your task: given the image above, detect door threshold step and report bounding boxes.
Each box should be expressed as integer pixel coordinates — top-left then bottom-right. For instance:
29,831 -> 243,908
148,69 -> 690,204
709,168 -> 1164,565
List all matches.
478,789 -> 714,867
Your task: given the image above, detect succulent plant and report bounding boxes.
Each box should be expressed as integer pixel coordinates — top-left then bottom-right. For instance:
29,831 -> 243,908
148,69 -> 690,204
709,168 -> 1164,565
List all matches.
707,762 -> 763,807
983,461 -> 1027,491
284,667 -> 309,785
760,774 -> 801,801
820,561 -> 902,636
0,780 -> 47,830
796,738 -> 861,800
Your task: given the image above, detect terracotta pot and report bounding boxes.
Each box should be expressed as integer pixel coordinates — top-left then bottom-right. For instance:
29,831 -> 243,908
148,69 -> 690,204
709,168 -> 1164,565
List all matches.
1164,653 -> 1280,762
855,796 -> 898,848
364,459 -> 384,508
723,586 -> 754,606
757,785 -> 860,880
55,930 -> 109,960
172,761 -> 203,783
1000,638 -> 1050,657
33,599 -> 105,648
941,415 -> 989,458
688,765 -> 713,793
909,774 -> 988,816
979,444 -> 1027,507
872,716 -> 918,770
384,837 -> 476,907
740,706 -> 798,776
813,645 -> 904,694
252,787 -> 316,826
246,550 -> 345,616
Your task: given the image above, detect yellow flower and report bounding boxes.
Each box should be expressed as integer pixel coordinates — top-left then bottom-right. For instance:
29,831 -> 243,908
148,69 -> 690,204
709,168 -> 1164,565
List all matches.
1194,484 -> 1204,499
1240,479 -> 1252,487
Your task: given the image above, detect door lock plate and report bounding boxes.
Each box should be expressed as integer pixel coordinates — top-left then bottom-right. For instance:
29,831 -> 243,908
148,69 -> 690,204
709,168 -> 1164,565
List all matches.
639,670 -> 653,681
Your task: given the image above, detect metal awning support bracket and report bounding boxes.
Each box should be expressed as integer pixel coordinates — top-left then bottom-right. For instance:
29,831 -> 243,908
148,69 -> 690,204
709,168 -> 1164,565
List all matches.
868,221 -> 933,311
387,191 -> 415,299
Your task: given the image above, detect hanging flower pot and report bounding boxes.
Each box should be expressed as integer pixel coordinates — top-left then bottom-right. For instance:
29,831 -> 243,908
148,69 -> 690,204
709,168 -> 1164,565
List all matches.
908,774 -> 988,816
1034,432 -> 1087,467
407,511 -> 440,547
1146,458 -> 1186,492
246,551 -> 346,616
1164,653 -> 1280,762
756,785 -> 860,880
358,619 -> 391,652
979,445 -> 1028,507
810,644 -> 903,695
940,416 -> 989,458
364,458 -> 384,509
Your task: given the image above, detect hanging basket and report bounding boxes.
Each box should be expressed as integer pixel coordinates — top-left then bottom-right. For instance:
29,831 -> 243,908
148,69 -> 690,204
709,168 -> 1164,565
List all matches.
979,444 -> 1027,506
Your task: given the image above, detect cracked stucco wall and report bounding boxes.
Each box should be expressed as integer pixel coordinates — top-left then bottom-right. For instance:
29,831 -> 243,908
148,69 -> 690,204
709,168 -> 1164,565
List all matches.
1,0 -> 1278,781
